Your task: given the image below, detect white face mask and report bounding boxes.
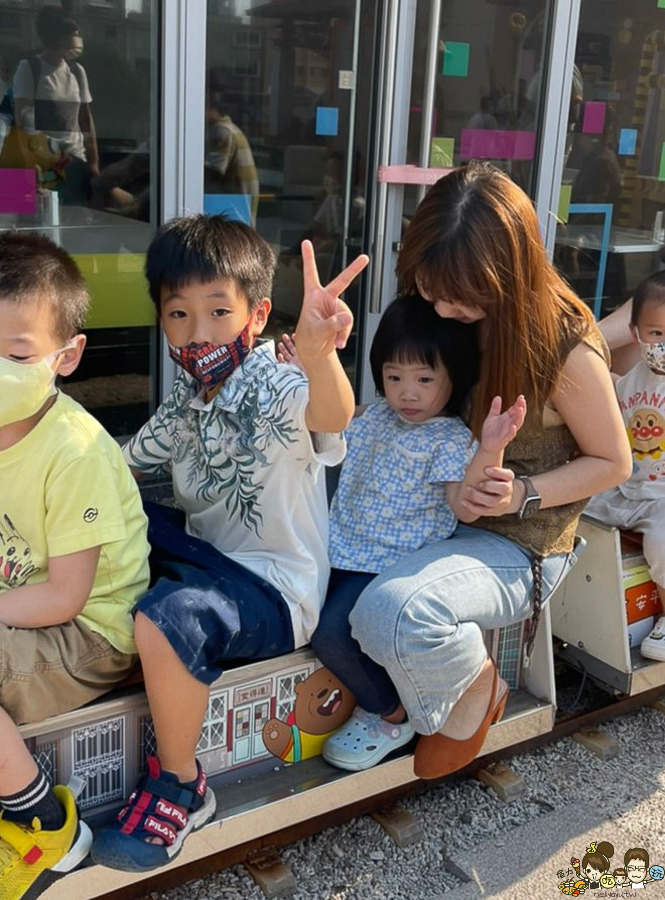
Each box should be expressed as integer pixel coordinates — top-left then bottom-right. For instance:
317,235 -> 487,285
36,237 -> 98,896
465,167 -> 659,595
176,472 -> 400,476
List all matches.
637,336 -> 665,375
0,347 -> 70,428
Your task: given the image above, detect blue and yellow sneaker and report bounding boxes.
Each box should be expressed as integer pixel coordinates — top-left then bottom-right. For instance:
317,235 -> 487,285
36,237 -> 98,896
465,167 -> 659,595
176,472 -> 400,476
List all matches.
0,785 -> 92,900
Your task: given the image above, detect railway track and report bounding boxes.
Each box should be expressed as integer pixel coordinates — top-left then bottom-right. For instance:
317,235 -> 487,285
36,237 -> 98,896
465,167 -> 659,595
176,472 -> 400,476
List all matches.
58,678 -> 665,900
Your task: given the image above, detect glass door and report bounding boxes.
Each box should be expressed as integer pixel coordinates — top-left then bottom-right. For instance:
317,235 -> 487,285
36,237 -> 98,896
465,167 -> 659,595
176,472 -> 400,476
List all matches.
204,0 -> 378,387
360,0 -> 558,400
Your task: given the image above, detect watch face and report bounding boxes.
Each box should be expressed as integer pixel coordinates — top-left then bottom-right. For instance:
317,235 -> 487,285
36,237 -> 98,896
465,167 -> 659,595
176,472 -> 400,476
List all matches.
522,495 -> 541,518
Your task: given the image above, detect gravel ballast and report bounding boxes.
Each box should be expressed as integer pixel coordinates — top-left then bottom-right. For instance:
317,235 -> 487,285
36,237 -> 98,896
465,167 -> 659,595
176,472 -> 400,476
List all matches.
146,706 -> 665,900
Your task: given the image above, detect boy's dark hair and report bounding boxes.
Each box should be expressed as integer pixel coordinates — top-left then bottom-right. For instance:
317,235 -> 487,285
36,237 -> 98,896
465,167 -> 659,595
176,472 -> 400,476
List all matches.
369,293 -> 479,417
0,231 -> 89,340
37,7 -> 81,50
145,214 -> 276,312
631,270 -> 665,327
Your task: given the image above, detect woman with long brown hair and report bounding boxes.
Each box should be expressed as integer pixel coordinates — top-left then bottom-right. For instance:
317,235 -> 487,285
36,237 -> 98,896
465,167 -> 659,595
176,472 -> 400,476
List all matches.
324,161 -> 631,779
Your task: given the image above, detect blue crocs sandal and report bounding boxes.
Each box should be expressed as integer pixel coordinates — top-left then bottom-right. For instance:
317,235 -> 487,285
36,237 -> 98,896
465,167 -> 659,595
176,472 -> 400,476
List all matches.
322,707 -> 415,771
91,756 -> 216,872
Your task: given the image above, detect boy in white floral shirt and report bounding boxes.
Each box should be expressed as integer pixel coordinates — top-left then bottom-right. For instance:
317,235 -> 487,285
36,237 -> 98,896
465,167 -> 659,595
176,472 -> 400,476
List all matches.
92,214 -> 367,873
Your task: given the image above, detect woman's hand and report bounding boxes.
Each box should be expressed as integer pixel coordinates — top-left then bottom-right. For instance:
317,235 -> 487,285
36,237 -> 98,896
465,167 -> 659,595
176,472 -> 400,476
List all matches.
461,465 -> 522,518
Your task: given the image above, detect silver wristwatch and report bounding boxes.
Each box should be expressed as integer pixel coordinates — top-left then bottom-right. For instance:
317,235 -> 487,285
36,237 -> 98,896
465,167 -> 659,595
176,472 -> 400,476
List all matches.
517,475 -> 541,520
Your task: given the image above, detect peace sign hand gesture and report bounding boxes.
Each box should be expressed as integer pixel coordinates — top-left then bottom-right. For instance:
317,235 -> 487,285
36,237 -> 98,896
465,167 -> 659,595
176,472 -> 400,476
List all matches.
294,240 -> 370,364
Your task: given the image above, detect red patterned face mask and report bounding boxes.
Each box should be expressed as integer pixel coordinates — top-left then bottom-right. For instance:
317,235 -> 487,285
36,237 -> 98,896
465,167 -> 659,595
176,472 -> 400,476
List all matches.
168,323 -> 252,390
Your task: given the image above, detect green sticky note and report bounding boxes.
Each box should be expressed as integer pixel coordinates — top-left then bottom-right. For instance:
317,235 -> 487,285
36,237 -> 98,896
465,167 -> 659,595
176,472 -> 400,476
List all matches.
443,42 -> 470,77
659,0 -> 665,9
659,143 -> 665,180
557,184 -> 572,223
430,137 -> 455,167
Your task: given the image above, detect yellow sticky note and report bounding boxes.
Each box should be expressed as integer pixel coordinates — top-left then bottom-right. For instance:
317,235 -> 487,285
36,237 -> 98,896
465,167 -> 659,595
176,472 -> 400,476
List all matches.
430,137 -> 455,167
557,184 -> 572,224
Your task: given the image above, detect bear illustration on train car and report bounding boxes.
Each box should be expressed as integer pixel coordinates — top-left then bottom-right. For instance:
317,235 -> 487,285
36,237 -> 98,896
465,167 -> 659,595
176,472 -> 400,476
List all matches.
263,667 -> 356,763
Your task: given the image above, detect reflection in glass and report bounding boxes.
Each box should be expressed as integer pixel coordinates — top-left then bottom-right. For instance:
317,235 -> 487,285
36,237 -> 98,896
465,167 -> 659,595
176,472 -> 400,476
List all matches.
408,0 -> 552,208
205,0 -> 376,387
0,0 -> 158,437
554,0 -> 665,320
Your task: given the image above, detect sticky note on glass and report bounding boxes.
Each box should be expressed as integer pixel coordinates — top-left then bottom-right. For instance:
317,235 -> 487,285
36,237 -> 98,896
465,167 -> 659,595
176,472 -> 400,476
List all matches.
618,128 -> 638,155
316,107 -> 339,136
557,184 -> 572,224
204,193 -> 252,225
430,137 -> 455,167
659,143 -> 665,180
582,101 -> 606,134
0,168 -> 36,215
459,129 -> 536,160
443,42 -> 470,77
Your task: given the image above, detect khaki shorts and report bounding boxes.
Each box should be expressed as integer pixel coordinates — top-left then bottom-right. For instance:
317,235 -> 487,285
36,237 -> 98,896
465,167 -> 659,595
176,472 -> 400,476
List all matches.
0,619 -> 138,726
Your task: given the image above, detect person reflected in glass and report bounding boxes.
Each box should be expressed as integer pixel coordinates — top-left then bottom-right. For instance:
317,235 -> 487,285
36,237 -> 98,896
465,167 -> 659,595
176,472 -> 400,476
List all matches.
0,54 -> 14,156
13,6 -> 99,205
466,95 -> 499,131
89,139 -> 151,223
204,89 -> 259,225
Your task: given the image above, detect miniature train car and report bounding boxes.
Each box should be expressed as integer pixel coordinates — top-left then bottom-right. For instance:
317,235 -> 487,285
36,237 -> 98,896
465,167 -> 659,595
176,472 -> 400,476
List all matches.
28,614 -> 554,899
24,517 -> 665,899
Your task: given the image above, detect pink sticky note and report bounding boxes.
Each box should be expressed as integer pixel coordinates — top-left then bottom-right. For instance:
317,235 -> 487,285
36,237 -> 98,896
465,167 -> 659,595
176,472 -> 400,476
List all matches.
582,101 -> 606,135
0,168 -> 37,215
459,129 -> 536,160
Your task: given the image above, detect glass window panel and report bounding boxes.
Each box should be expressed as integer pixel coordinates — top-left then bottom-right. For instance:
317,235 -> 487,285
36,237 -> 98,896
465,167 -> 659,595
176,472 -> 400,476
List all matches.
553,0 -> 665,320
0,0 -> 159,438
405,0 -> 553,228
205,0 -> 377,389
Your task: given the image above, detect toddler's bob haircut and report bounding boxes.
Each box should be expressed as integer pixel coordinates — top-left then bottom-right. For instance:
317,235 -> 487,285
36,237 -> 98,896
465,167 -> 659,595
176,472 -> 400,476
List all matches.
369,293 -> 479,417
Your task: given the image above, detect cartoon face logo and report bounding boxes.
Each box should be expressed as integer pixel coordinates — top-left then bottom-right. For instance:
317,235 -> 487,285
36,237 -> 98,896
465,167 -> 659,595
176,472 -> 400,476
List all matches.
0,514 -> 39,587
295,667 -> 357,735
627,408 -> 665,459
648,460 -> 665,481
625,849 -> 649,884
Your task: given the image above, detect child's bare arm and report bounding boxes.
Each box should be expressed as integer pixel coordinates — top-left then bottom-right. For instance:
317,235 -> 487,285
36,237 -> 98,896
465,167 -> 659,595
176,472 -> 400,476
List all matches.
295,240 -> 369,433
0,545 -> 101,628
447,396 -> 526,523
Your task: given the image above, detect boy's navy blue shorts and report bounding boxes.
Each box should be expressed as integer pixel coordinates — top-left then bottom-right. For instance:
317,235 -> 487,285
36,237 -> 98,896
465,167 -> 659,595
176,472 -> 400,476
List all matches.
135,502 -> 295,685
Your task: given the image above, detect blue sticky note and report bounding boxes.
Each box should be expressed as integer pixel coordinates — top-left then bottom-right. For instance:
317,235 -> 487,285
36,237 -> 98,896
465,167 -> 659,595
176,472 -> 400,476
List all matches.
203,194 -> 251,225
443,42 -> 470,77
618,128 -> 638,155
316,107 -> 339,136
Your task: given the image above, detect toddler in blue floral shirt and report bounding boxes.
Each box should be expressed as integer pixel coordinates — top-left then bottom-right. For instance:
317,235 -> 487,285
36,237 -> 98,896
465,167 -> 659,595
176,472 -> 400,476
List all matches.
283,293 -> 526,771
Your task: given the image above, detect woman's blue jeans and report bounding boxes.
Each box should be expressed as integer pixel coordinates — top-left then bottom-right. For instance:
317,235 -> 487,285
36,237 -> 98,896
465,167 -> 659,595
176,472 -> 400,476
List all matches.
339,525 -> 579,735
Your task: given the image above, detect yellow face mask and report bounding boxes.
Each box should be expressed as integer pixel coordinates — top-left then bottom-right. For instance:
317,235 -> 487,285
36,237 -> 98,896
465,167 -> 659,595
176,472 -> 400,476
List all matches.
0,346 -> 71,427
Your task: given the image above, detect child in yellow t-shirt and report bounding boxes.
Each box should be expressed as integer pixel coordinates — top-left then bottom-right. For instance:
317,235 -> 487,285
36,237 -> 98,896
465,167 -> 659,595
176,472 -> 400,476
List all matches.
0,231 -> 150,899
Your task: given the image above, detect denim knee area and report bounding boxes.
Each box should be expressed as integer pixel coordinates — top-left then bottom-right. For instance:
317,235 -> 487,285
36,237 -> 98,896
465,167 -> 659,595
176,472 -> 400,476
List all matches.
137,502 -> 295,685
349,526 -> 575,734
136,561 -> 294,686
